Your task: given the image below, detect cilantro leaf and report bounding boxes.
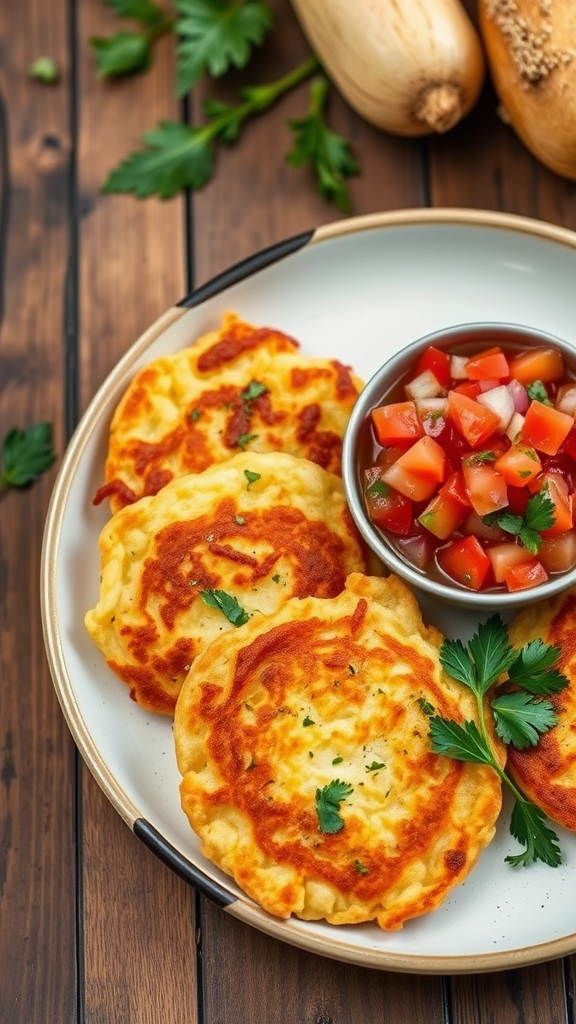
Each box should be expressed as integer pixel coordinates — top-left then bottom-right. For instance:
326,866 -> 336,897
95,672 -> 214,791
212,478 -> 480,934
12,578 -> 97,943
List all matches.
526,381 -> 553,406
244,469 -> 261,488
287,76 -> 358,213
0,423 -> 56,492
481,492 -> 556,554
315,779 -> 353,834
102,56 -> 320,200
506,798 -> 563,867
491,692 -> 557,748
241,380 -> 268,402
236,432 -> 258,449
508,639 -> 569,694
525,490 -> 556,533
91,32 -> 152,77
428,717 -> 492,765
199,588 -> 250,626
366,479 -> 390,499
439,637 -> 476,690
175,0 -> 273,97
467,615 -> 516,695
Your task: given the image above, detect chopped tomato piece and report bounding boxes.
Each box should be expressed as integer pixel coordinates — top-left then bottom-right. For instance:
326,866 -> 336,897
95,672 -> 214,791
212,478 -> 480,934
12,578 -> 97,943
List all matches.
465,350 -> 510,381
452,380 -> 482,400
372,401 -> 424,446
388,435 -> 446,482
448,391 -> 501,448
437,535 -> 491,591
375,444 -> 412,470
461,460 -> 508,517
442,469 -> 471,507
414,345 -> 451,389
539,531 -> 576,573
493,445 -> 541,486
504,559 -> 548,592
418,489 -> 468,540
562,426 -> 576,462
363,468 -> 413,535
539,474 -> 573,536
486,542 -> 535,583
506,485 -> 530,516
520,400 -> 574,456
509,348 -> 564,384
382,462 -> 439,502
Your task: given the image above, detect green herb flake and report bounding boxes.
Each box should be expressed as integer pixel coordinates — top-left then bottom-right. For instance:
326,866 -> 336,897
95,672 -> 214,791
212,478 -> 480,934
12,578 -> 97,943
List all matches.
236,432 -> 258,449
190,407 -> 201,421
332,756 -> 343,765
30,57 -> 60,83
0,422 -> 57,493
244,469 -> 261,489
271,573 -> 281,583
366,478 -> 389,499
418,697 -> 435,717
302,715 -> 315,727
234,515 -> 245,525
315,779 -> 354,834
354,859 -> 368,875
365,761 -> 385,772
241,379 -> 268,402
526,381 -> 553,406
199,588 -> 250,626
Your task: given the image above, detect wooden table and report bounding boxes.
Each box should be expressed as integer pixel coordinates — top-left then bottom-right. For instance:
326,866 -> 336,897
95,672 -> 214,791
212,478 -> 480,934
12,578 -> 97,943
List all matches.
2,1 -> 576,1021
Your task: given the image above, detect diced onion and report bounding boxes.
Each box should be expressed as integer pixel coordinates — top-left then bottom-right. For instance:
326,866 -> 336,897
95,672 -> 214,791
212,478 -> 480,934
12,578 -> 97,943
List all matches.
476,385 -> 514,431
556,384 -> 576,416
505,411 -> 525,443
405,369 -> 443,400
506,378 -> 529,414
450,354 -> 469,379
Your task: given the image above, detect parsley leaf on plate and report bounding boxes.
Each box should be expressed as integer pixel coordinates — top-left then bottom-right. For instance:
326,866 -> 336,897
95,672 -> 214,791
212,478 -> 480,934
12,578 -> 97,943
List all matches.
315,780 -> 353,834
286,76 -> 358,213
0,422 -> 56,493
491,691 -> 557,749
175,0 -> 273,97
508,638 -> 568,694
506,799 -> 563,868
199,588 -> 250,626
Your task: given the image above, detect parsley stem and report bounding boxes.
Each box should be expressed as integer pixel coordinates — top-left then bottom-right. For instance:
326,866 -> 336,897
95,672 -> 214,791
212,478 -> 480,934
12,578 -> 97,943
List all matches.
210,54 -> 321,136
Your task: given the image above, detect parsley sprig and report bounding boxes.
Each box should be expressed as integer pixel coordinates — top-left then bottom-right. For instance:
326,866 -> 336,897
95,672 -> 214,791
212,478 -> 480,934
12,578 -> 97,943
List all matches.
429,615 -> 568,867
91,0 -> 174,78
315,779 -> 353,834
0,423 -> 56,495
199,587 -> 250,626
102,55 -> 321,199
482,490 -> 556,554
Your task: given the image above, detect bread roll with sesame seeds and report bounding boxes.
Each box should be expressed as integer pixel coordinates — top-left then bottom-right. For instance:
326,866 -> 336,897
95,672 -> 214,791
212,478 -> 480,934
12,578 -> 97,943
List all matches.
479,0 -> 576,180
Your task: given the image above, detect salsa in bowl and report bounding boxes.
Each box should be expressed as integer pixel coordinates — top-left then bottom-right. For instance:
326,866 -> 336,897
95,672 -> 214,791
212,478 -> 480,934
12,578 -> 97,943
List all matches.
342,322 -> 576,609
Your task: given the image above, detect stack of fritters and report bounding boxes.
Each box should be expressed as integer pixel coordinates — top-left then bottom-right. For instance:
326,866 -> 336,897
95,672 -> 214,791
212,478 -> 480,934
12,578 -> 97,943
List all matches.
508,590 -> 576,833
174,573 -> 503,931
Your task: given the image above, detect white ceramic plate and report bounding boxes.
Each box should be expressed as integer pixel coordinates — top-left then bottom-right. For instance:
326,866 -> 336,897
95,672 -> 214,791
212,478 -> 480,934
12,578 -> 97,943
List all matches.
42,208 -> 576,974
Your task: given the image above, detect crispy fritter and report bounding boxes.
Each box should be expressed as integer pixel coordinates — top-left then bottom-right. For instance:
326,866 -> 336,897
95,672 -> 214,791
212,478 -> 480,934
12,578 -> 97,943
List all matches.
85,452 -> 367,716
94,313 -> 363,515
508,589 -> 576,832
174,573 -> 503,930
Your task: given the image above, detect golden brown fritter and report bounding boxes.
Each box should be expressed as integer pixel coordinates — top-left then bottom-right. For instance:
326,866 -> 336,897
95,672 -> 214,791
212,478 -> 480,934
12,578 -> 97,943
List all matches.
508,589 -> 576,832
85,452 -> 367,716
174,573 -> 503,930
94,313 -> 363,515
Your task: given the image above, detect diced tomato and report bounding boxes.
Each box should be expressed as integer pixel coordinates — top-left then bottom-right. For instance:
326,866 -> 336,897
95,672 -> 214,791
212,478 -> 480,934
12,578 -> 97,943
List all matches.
437,535 -> 491,591
520,400 -> 574,456
539,531 -> 576,573
506,485 -> 530,516
509,348 -> 564,384
539,474 -> 573,536
414,345 -> 451,389
397,532 -> 436,570
452,380 -> 482,400
463,510 -> 506,543
382,437 -> 446,502
561,426 -> 576,462
375,444 -> 412,471
448,391 -> 502,448
418,488 -> 469,540
372,401 -> 424,446
493,445 -> 541,486
363,468 -> 413,535
486,542 -> 534,583
461,459 -> 509,517
504,559 -> 548,592
442,469 -> 471,507
465,350 -> 510,381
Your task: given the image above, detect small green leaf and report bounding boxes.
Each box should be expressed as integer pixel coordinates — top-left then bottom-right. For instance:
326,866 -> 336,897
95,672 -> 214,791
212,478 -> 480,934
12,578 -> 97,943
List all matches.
241,380 -> 268,402
244,469 -> 261,488
492,692 -> 557,748
175,0 -> 273,97
199,588 -> 249,626
428,717 -> 492,766
365,761 -> 385,772
302,715 -> 314,727
102,120 -> 215,199
439,637 -> 477,690
508,639 -> 568,694
526,381 -> 553,406
0,423 -> 56,490
91,32 -> 151,77
467,615 -> 516,694
236,432 -> 258,449
315,779 -> 353,834
104,0 -> 165,22
505,798 -> 562,867
29,57 -> 59,83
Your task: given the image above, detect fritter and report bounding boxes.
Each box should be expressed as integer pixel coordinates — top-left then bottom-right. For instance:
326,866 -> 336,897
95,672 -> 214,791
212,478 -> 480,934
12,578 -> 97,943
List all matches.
94,312 -> 363,515
508,589 -> 576,832
85,451 -> 367,716
174,573 -> 503,931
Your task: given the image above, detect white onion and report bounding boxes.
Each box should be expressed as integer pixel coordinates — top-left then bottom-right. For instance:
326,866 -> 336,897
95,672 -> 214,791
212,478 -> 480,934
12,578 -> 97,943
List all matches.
450,354 -> 469,379
506,411 -> 525,442
405,369 -> 443,400
556,384 -> 576,416
477,385 -> 514,431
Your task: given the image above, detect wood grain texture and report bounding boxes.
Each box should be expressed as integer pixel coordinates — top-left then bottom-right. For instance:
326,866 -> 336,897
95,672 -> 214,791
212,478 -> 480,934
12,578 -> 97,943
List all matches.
75,4 -> 197,1023
0,2 -> 76,1023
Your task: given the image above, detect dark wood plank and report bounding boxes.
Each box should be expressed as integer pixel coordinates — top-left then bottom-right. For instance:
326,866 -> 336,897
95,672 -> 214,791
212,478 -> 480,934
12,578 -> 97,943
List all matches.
188,5 -> 450,1022
75,5 -> 198,1022
450,962 -> 569,1024
0,2 -> 77,1022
